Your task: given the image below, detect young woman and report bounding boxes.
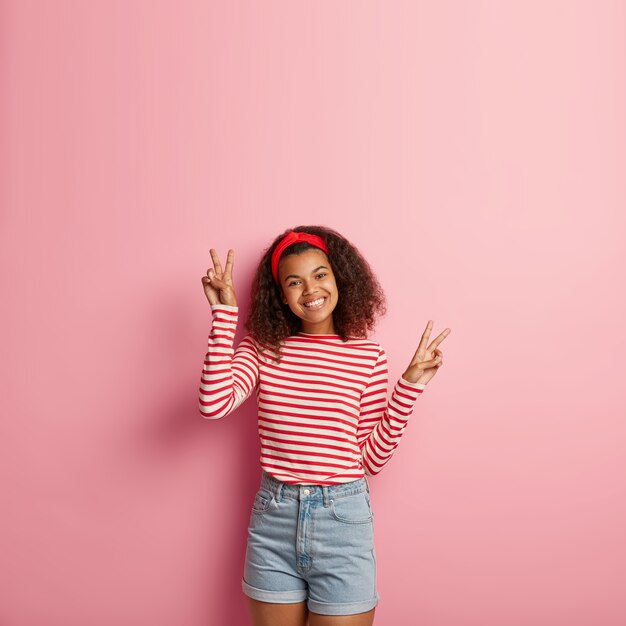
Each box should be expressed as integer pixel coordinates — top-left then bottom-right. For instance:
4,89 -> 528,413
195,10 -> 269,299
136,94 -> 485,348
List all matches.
199,225 -> 450,626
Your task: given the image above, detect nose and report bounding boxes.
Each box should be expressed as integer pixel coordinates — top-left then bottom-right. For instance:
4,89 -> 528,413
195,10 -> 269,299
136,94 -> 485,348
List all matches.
302,281 -> 318,296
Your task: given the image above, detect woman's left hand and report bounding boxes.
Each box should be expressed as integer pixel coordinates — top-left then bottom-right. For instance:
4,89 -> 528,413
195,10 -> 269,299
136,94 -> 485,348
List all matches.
402,320 -> 451,385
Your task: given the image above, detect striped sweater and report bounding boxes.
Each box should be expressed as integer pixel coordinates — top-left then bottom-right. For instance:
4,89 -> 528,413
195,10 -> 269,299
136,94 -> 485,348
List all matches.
199,303 -> 427,485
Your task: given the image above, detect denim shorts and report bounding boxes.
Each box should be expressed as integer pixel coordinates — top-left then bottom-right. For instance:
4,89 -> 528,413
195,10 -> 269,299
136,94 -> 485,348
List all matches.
241,469 -> 379,616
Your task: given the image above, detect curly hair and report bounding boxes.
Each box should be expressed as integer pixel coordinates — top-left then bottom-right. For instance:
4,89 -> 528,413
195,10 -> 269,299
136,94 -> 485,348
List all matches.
243,225 -> 387,362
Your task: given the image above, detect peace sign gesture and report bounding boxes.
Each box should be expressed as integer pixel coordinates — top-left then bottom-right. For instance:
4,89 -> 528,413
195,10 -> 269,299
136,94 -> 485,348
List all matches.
201,248 -> 238,307
402,321 -> 451,386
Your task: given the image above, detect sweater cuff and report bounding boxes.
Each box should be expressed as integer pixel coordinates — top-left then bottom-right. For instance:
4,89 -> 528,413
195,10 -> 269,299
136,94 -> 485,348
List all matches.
398,375 -> 427,392
210,303 -> 239,312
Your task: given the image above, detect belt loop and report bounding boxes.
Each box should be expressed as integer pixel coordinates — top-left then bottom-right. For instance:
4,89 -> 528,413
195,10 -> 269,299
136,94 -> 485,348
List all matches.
364,475 -> 370,493
322,485 -> 330,508
275,479 -> 282,503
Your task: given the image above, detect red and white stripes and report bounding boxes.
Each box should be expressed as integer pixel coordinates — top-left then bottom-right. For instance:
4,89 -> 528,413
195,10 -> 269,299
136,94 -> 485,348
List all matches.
199,303 -> 426,485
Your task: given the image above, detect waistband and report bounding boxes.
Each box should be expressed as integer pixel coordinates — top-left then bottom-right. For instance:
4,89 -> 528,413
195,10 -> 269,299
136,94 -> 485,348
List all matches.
259,469 -> 370,507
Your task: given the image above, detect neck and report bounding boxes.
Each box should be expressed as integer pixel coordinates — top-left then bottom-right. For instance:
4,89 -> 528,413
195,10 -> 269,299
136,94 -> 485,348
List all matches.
300,317 -> 336,335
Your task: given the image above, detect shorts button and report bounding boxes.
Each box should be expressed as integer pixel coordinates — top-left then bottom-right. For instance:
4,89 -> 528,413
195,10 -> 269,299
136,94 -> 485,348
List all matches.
303,489 -> 310,495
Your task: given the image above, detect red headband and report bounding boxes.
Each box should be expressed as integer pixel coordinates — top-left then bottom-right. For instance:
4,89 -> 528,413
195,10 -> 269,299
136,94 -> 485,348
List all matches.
271,230 -> 329,283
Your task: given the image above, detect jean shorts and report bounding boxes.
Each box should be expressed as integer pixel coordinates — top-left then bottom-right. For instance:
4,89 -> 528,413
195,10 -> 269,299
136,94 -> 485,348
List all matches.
241,469 -> 379,616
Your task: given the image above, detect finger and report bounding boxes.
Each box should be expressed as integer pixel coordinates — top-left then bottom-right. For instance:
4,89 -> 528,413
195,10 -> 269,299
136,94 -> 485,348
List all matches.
209,274 -> 226,289
417,362 -> 438,372
427,328 -> 451,352
417,354 -> 442,370
411,320 -> 433,362
202,277 -> 218,294
206,268 -> 219,283
223,249 -> 234,279
210,248 -> 223,277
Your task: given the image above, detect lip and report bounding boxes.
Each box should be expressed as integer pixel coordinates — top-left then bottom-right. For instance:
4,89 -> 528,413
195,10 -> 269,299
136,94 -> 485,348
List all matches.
302,296 -> 327,311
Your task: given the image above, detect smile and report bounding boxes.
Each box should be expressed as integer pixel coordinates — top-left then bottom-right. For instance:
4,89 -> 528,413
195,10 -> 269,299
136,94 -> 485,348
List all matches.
303,297 -> 326,310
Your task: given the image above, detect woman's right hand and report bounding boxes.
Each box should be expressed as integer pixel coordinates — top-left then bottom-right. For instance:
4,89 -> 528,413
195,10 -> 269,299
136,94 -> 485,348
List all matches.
202,248 -> 238,307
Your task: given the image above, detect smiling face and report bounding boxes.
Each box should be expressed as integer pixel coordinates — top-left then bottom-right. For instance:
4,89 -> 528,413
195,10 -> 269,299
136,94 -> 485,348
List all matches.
278,248 -> 339,335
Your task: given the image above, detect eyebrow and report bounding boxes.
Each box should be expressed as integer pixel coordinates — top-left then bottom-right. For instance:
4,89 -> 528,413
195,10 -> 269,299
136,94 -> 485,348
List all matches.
283,266 -> 329,283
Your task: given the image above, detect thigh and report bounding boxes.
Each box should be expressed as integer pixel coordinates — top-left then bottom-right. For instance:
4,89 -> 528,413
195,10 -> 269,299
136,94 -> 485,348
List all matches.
309,607 -> 376,626
247,597 -> 309,626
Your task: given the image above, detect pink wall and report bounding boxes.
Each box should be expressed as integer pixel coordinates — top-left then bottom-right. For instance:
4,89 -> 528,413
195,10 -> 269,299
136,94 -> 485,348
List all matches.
1,1 -> 625,625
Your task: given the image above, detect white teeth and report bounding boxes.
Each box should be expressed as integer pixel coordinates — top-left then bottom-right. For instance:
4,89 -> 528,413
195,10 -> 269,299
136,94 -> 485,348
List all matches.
304,297 -> 325,308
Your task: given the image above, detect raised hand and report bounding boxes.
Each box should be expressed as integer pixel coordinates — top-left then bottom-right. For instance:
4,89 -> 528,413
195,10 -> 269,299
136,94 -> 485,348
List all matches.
201,248 -> 238,307
402,320 -> 451,385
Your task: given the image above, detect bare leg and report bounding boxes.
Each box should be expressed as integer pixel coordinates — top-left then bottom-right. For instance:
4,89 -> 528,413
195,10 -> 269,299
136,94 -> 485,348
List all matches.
308,607 -> 376,626
246,597 -> 309,626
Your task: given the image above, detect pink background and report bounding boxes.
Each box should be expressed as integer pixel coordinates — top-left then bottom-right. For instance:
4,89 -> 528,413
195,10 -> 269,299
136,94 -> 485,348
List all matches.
1,1 -> 625,625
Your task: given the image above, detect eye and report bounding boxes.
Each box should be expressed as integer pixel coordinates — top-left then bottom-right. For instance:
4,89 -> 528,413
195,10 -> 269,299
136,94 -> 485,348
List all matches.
288,273 -> 326,287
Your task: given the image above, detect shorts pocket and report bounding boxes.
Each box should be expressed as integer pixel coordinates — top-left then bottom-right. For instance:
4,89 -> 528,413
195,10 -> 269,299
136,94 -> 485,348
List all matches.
330,491 -> 373,524
251,488 -> 275,515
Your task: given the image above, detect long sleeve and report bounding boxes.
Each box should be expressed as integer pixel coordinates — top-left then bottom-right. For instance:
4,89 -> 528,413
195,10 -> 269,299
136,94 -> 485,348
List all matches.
357,347 -> 426,476
198,303 -> 260,420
